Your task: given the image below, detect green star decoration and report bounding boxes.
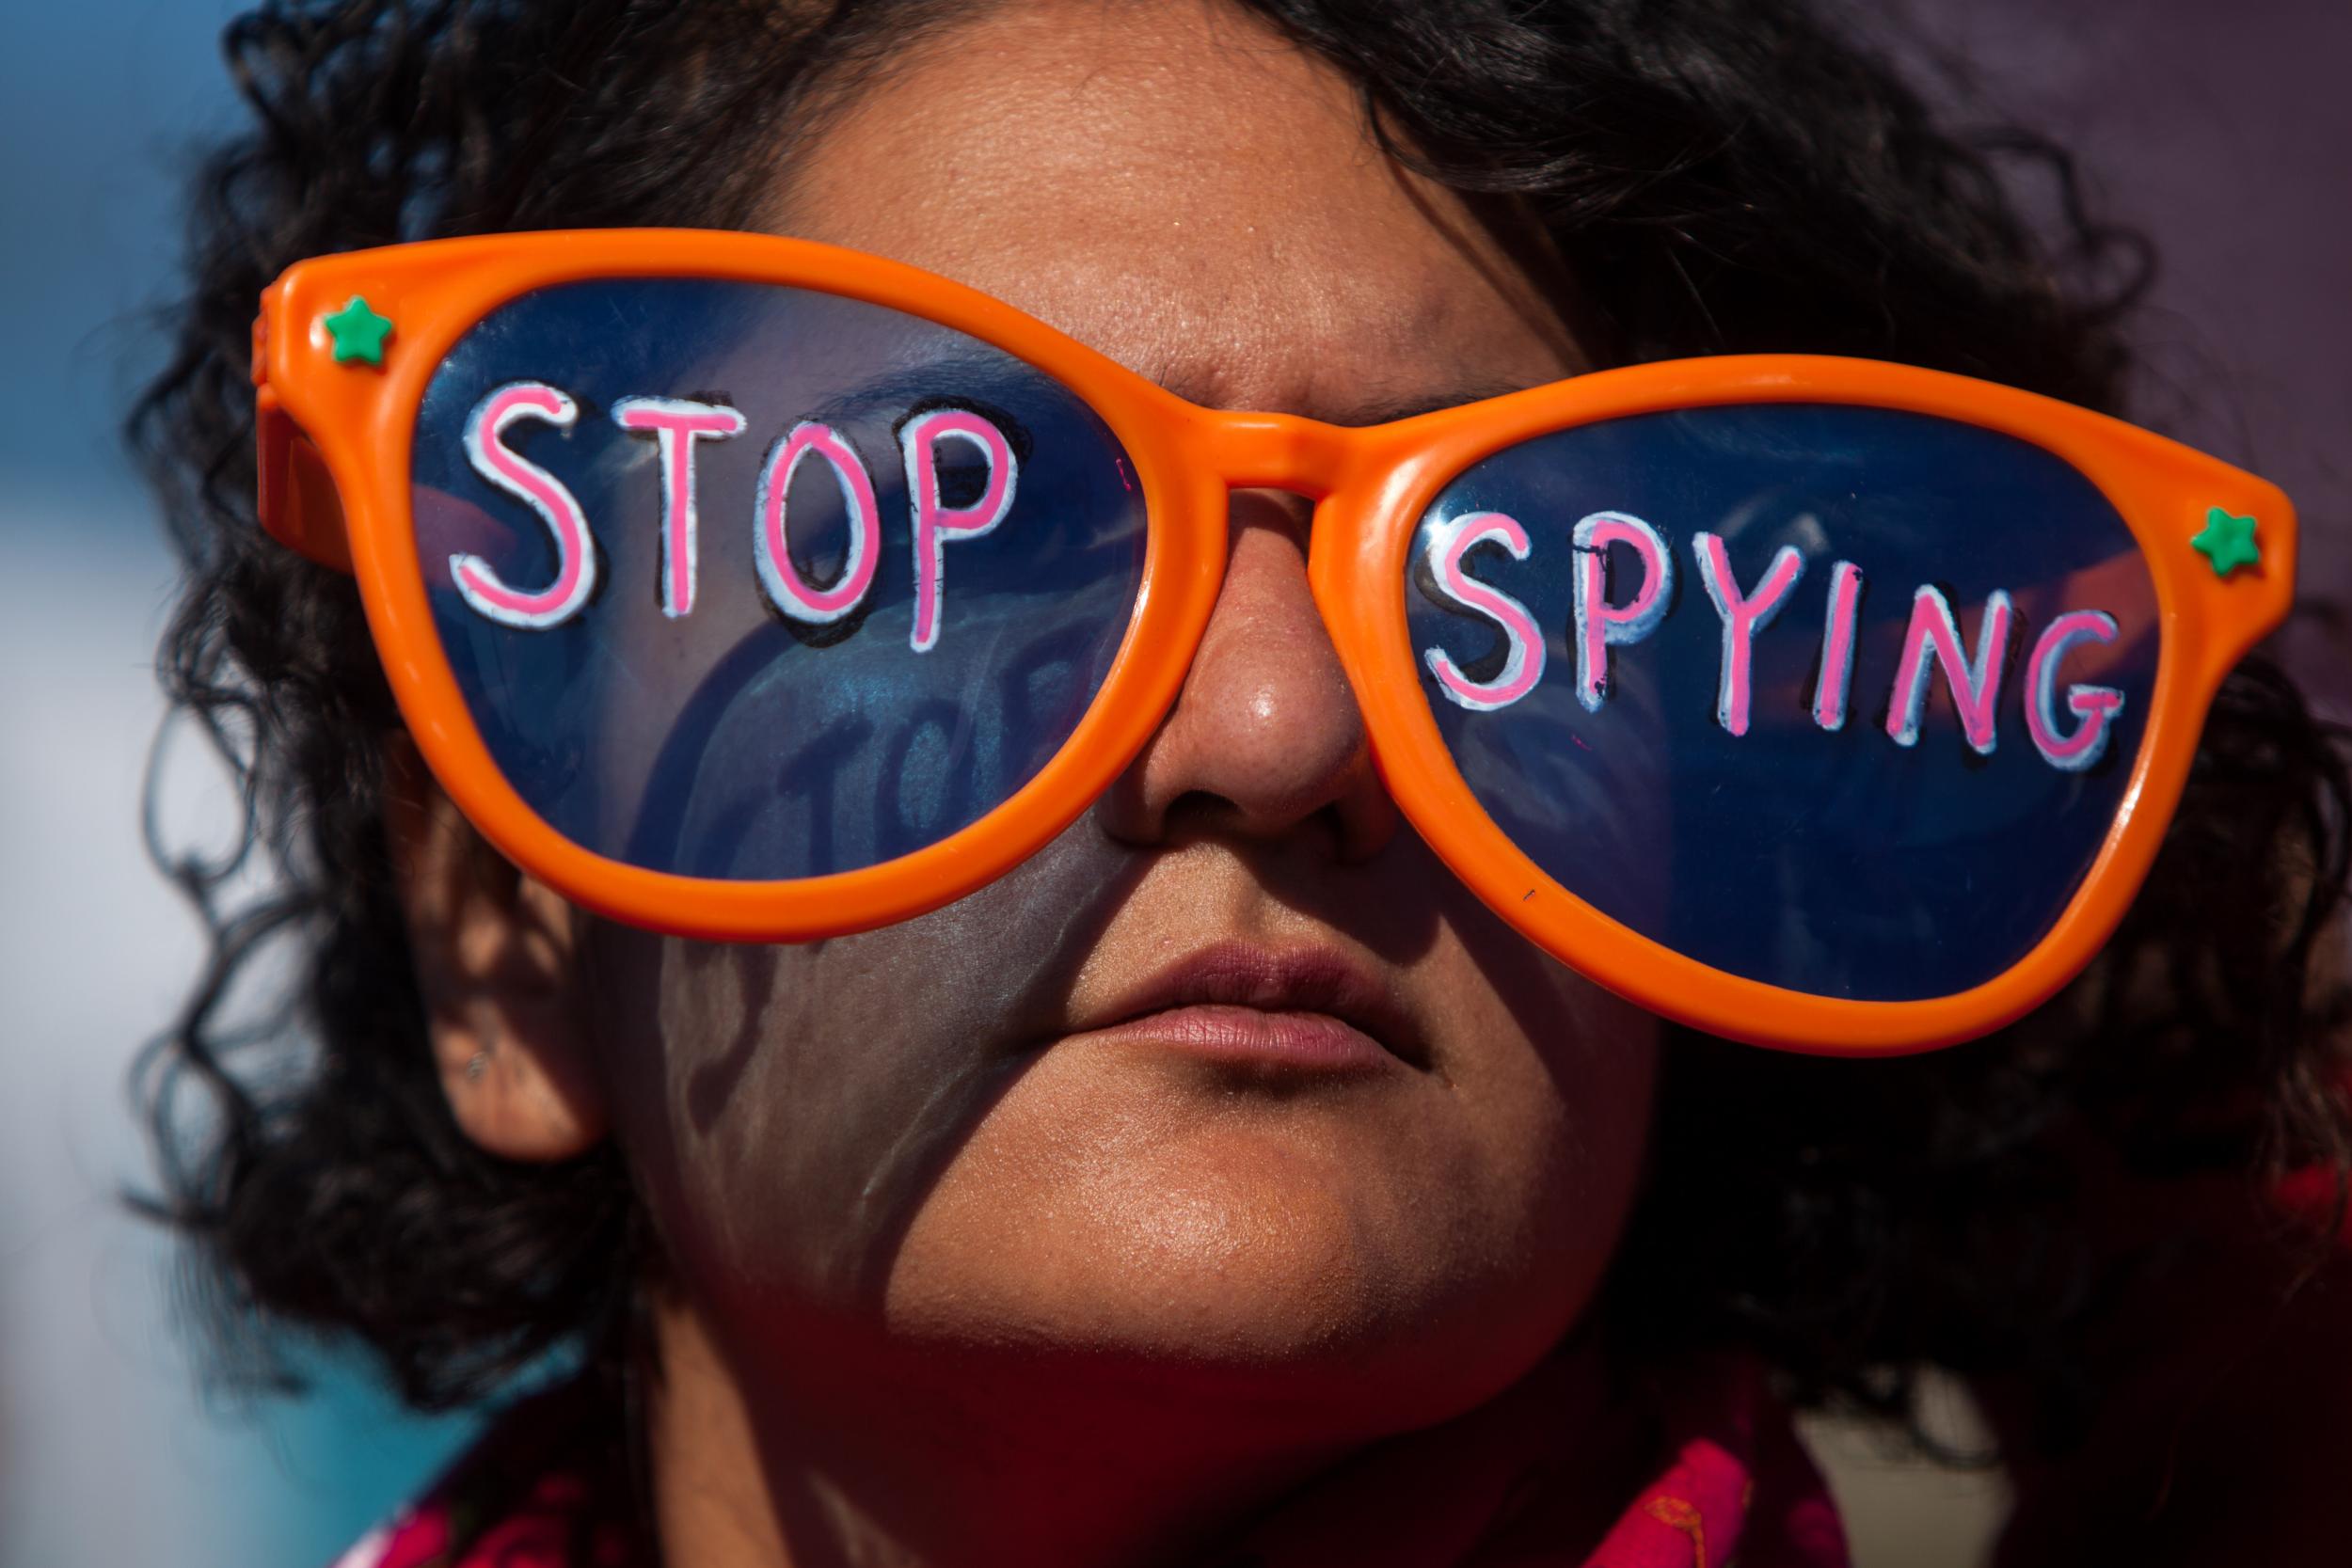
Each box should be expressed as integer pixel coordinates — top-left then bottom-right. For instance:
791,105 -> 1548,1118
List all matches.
2190,506 -> 2262,578
321,295 -> 393,367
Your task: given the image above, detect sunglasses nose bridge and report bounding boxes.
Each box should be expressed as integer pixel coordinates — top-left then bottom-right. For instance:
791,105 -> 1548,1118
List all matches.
1187,409 -> 1354,500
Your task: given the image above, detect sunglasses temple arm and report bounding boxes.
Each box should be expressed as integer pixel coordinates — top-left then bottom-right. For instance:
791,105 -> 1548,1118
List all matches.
255,380 -> 355,574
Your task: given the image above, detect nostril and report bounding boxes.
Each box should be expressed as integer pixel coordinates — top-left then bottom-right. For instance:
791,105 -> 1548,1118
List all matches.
1152,784 -> 1370,864
1152,787 -> 1261,844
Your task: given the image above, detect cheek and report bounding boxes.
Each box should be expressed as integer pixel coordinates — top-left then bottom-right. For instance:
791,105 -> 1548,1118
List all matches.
1447,949 -> 1661,1340
584,822 -> 1141,1329
1377,896 -> 1662,1385
1434,893 -> 1661,1290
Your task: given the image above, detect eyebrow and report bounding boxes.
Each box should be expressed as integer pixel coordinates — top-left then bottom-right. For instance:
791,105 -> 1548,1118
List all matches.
1154,373 -> 1565,429
1322,381 -> 1564,428
813,353 -> 1563,433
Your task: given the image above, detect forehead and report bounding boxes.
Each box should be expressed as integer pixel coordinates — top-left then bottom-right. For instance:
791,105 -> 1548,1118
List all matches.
768,0 -> 1580,419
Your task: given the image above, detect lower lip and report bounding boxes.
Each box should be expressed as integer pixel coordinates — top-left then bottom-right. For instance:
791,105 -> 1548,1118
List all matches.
1077,1004 -> 1399,1073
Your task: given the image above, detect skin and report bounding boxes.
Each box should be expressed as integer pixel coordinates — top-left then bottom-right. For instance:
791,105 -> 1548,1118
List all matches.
392,3 -> 1661,1562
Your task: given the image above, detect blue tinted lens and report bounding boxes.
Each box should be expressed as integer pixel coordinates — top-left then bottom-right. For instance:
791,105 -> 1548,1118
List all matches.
412,279 -> 1146,880
1407,404 -> 2157,1003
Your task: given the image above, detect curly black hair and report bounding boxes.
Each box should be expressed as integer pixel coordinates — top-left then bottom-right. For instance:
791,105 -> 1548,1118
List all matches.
135,0 -> 2350,1475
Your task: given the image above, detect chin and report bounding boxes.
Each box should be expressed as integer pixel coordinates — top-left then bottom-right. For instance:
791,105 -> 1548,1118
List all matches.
874,1069 -> 1595,1433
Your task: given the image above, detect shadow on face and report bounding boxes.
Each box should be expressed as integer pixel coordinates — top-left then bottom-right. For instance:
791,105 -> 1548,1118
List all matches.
575,0 -> 1660,1449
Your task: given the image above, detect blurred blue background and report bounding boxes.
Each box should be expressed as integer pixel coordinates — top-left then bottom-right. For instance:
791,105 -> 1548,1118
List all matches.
0,7 -> 479,1568
0,3 -> 2343,1566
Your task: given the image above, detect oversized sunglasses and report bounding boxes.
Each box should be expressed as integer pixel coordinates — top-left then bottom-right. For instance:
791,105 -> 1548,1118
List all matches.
252,230 -> 2294,1054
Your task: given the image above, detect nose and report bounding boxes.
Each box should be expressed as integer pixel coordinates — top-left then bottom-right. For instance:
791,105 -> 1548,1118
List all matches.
1097,488 -> 1400,859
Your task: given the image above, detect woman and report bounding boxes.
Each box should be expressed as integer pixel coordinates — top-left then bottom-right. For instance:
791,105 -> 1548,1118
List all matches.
137,0 -> 2351,1563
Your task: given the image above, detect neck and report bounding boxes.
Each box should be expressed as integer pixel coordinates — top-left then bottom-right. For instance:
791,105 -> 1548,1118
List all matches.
644,1294 -> 1640,1568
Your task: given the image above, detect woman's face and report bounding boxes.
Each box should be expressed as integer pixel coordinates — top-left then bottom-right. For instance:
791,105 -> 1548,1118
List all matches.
577,0 -> 1660,1441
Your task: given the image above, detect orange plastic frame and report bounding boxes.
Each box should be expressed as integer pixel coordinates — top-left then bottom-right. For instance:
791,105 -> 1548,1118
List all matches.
253,229 -> 2295,1055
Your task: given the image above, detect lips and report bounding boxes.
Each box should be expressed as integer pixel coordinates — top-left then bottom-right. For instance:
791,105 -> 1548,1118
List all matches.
1068,940 -> 1427,1073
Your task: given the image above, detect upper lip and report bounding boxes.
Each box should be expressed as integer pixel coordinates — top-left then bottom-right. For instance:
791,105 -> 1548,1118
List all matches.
1074,940 -> 1429,1069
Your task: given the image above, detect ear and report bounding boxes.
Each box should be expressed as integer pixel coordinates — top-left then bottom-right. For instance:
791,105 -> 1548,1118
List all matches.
382,740 -> 608,1162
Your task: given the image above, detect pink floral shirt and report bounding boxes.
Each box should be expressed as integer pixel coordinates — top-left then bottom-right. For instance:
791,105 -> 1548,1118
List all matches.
336,1360 -> 1847,1568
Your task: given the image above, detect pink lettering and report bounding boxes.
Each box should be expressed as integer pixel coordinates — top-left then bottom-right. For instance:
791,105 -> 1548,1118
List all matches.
1570,511 -> 1673,713
1422,511 -> 1546,711
451,381 -> 597,630
1692,533 -> 1805,736
2024,610 -> 2125,770
1886,585 -> 2014,754
900,408 -> 1019,653
1811,561 -> 1864,732
755,421 -> 883,624
613,396 -> 747,618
